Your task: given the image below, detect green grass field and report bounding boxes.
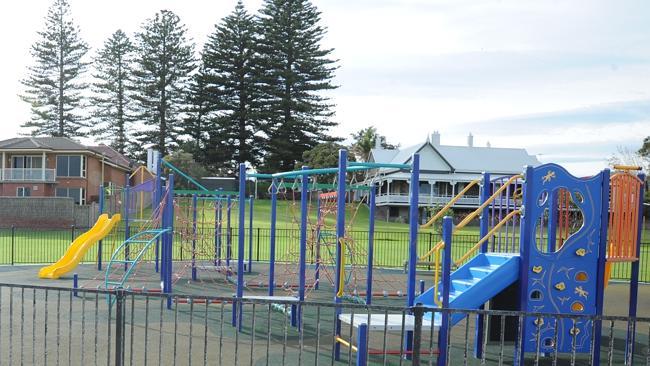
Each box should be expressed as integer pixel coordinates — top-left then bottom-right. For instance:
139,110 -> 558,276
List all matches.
0,198 -> 647,283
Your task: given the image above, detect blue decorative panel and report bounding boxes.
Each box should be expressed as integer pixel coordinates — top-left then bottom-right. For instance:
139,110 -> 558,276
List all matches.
521,164 -> 605,354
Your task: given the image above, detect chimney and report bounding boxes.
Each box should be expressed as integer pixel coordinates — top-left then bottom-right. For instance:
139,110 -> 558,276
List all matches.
467,132 -> 474,147
431,131 -> 441,146
374,136 -> 382,149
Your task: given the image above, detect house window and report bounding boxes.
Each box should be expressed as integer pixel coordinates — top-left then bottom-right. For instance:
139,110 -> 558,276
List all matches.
56,187 -> 85,205
17,187 -> 31,197
56,155 -> 85,177
12,156 -> 42,169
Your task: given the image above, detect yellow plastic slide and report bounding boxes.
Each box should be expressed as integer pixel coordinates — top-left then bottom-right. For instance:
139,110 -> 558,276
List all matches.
38,213 -> 121,279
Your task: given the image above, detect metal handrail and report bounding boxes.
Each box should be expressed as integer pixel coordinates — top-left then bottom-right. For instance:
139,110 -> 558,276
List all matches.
420,174 -> 523,261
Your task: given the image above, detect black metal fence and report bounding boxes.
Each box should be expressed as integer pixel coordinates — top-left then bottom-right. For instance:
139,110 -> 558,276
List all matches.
0,226 -> 648,282
0,282 -> 648,365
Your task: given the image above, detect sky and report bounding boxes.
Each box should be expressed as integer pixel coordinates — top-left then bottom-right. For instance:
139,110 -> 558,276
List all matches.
1,0 -> 649,176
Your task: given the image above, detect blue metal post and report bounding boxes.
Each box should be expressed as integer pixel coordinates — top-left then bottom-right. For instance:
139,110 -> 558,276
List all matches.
437,216 -> 453,366
73,273 -> 78,297
269,179 -> 278,296
591,169 -> 611,366
123,174 -> 130,272
333,149 -> 348,361
405,154 -> 420,358
234,164 -> 246,328
625,172 -> 645,361
163,174 -> 174,309
294,166 -> 309,328
366,185 -> 376,305
226,195 -> 232,270
516,166 -> 535,366
98,185 -> 104,271
216,198 -> 222,266
356,323 -> 368,366
248,195 -> 254,273
155,155 -> 163,274
192,194 -> 198,281
314,195 -> 321,290
475,172 -> 490,358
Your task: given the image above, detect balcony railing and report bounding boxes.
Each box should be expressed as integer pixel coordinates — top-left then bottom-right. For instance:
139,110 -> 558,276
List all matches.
375,193 -> 482,206
0,168 -> 56,182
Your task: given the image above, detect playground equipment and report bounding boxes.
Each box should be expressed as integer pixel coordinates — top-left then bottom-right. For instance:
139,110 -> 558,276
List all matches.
64,145 -> 644,365
39,213 -> 121,279
330,150 -> 645,366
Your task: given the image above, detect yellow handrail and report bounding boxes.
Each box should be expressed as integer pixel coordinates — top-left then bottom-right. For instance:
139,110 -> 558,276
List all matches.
336,237 -> 346,298
419,174 -> 523,261
432,244 -> 444,307
420,179 -> 481,229
430,209 -> 521,308
454,210 -> 521,266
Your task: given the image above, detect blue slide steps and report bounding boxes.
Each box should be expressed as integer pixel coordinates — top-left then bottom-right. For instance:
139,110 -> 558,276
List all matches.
415,253 -> 520,326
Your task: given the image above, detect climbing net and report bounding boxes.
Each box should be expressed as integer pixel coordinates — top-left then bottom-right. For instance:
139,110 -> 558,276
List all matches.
172,195 -> 240,287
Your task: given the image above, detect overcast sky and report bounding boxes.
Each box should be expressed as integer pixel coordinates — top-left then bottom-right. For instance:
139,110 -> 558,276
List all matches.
2,0 -> 649,175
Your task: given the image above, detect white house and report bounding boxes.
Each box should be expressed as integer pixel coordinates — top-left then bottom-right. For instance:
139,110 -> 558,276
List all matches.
367,132 -> 540,222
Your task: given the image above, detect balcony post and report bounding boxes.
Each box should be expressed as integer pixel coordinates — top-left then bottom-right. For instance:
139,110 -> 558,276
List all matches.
42,151 -> 46,181
1,151 -> 5,180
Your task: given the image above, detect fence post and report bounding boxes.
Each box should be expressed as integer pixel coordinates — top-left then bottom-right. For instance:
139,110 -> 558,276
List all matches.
71,224 -> 75,243
11,225 -> 15,266
114,289 -> 126,366
412,304 -> 424,366
256,228 -> 260,262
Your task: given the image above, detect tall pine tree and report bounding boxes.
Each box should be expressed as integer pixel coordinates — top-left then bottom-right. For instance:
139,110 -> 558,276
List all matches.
257,0 -> 338,172
198,1 -> 264,171
20,0 -> 90,137
183,68 -> 212,164
132,10 -> 196,156
90,30 -> 135,154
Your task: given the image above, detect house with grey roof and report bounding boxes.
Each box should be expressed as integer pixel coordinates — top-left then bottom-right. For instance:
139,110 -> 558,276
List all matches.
367,132 -> 540,222
0,137 -> 133,204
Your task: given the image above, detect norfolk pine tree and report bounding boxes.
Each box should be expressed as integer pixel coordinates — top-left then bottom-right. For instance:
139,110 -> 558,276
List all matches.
132,10 -> 196,156
197,1 -> 265,171
257,0 -> 339,172
20,0 -> 90,137
90,30 -> 135,154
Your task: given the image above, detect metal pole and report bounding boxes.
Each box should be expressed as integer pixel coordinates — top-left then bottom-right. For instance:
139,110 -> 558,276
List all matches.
234,163 -> 246,328
516,166 -> 535,366
366,185 -> 376,305
114,289 -> 125,366
248,195 -> 253,273
227,195 -> 232,270
124,174 -> 130,272
405,153 -> 421,358
269,179 -> 278,296
155,154 -> 163,274
98,185 -> 104,271
163,174 -> 175,309
216,198 -> 222,266
437,216 -> 453,366
192,194 -> 197,281
11,225 -> 15,266
314,195 -> 321,290
295,166 -> 309,328
625,172 -> 645,361
333,149 -> 348,361
475,172 -> 490,358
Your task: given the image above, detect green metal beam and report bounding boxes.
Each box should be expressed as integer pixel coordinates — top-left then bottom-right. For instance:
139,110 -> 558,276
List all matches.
161,160 -> 210,192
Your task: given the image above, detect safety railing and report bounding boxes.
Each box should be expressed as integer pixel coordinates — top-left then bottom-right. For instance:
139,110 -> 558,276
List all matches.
0,282 -> 648,365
